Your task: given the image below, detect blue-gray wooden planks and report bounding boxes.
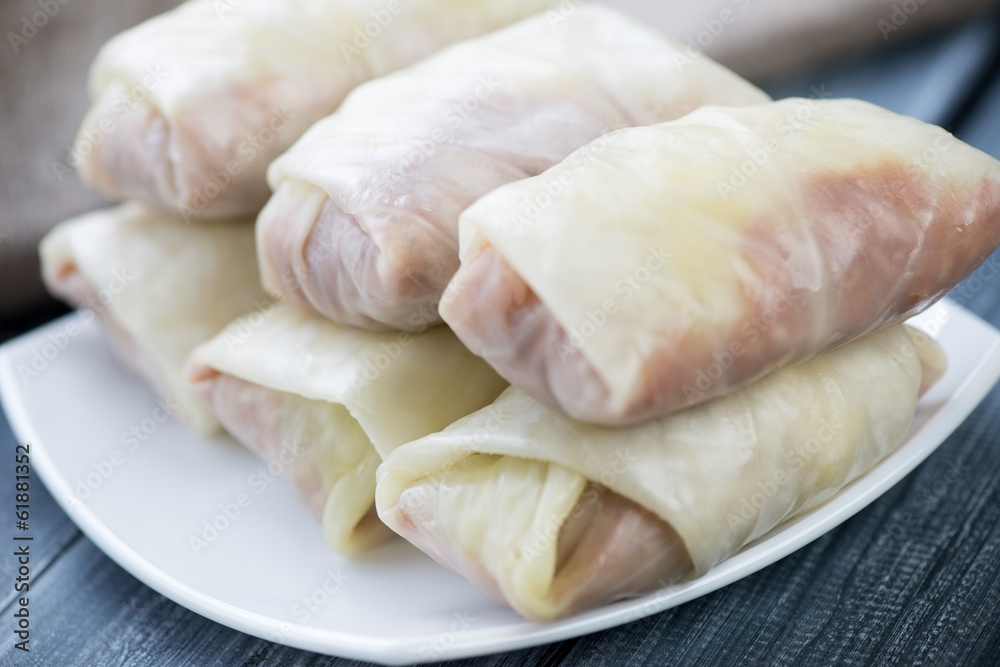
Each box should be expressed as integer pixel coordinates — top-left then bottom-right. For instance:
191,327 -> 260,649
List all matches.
956,51 -> 1000,158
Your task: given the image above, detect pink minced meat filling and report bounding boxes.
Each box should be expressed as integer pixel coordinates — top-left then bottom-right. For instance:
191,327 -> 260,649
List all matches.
392,471 -> 693,619
259,185 -> 462,332
187,369 -> 328,521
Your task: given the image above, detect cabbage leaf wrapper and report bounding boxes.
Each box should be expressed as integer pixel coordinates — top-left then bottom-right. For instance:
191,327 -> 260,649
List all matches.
185,303 -> 506,554
444,98 -> 1000,424
39,202 -> 267,433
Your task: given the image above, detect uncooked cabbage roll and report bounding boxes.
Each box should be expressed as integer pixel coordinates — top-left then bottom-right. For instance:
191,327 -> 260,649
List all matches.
39,203 -> 267,433
377,326 -> 947,620
443,98 -> 1000,425
185,303 -> 506,554
74,0 -> 556,219
259,5 -> 770,331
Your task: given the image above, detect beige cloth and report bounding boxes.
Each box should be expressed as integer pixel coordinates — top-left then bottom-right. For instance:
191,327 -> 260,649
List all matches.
0,0 -> 993,320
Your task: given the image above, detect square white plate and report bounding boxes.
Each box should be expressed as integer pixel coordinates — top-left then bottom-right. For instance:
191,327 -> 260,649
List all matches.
1,300 -> 998,665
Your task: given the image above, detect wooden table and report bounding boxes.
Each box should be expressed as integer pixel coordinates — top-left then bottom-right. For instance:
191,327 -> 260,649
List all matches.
3,6 -> 1000,667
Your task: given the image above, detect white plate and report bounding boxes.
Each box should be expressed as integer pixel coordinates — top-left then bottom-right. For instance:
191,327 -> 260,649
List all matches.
1,300 -> 998,665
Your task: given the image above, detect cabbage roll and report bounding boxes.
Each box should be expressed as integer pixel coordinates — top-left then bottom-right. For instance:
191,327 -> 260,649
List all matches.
443,98 -> 1000,425
39,202 -> 267,433
185,303 -> 506,554
259,5 -> 770,331
376,326 -> 947,620
74,0 -> 556,219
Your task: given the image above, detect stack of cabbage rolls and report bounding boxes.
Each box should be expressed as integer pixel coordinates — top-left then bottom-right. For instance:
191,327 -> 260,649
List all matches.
178,5 -> 770,555
43,0 -> 555,551
39,1 -> 1000,624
